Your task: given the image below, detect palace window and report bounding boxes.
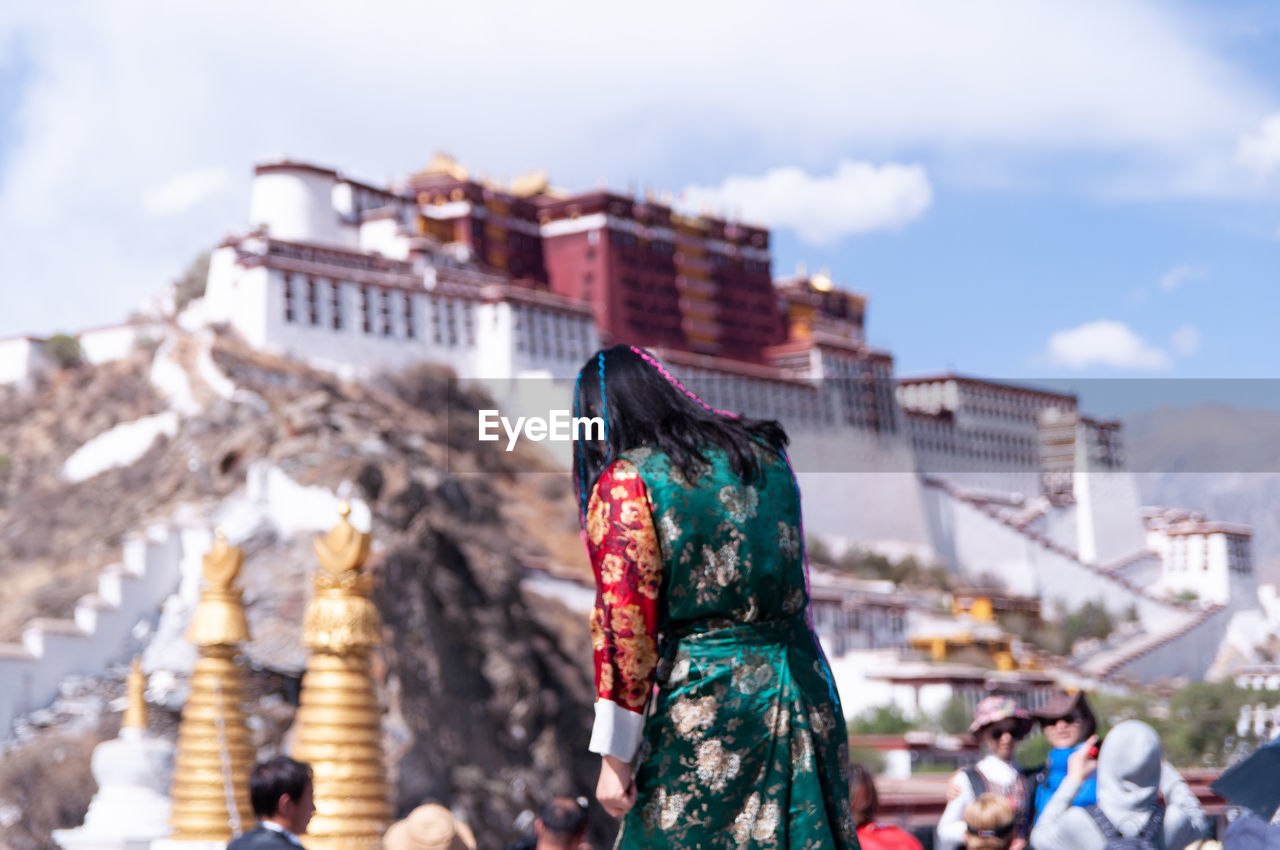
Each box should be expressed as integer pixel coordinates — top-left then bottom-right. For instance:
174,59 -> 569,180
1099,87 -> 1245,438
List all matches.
306,278 -> 319,325
404,293 -> 416,339
361,287 -> 372,334
283,274 -> 296,323
330,281 -> 343,330
431,296 -> 442,344
380,290 -> 393,337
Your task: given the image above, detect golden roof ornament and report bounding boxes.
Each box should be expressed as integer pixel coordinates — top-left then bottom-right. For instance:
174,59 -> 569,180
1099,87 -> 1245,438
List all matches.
122,656 -> 147,730
187,529 -> 251,647
293,500 -> 392,849
168,530 -> 254,841
305,502 -> 380,654
315,502 -> 370,575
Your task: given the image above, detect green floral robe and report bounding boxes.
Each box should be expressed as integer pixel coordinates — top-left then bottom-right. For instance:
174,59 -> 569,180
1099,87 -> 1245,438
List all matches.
585,443 -> 859,850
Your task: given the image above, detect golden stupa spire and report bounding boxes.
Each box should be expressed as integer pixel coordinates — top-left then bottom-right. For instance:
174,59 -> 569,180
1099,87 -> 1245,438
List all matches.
292,501 -> 391,850
122,656 -> 147,730
168,529 -> 255,841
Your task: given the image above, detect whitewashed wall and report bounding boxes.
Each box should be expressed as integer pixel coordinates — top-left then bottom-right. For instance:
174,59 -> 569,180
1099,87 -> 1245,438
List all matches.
0,337 -> 40,385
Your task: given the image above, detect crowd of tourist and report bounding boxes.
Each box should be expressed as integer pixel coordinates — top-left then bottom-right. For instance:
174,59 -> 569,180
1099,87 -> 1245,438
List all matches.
229,684 -> 1279,849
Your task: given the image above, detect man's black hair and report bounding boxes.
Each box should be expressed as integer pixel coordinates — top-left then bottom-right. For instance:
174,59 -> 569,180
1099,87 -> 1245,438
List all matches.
249,755 -> 313,818
538,796 -> 588,838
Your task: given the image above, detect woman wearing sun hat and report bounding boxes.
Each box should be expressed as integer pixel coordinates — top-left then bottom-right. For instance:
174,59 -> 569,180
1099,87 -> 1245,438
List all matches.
1028,689 -> 1099,825
382,804 -> 477,850
936,695 -> 1034,850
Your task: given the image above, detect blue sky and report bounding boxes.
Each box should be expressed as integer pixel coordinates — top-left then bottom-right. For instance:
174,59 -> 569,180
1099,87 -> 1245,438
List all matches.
0,0 -> 1277,399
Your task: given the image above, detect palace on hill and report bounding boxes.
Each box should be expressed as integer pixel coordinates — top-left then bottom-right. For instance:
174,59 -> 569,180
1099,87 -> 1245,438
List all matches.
0,154 -> 1261,684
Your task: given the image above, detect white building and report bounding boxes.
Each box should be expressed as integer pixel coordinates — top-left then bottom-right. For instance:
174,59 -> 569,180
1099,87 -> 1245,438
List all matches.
202,160 -> 598,381
1145,507 -> 1253,606
0,335 -> 50,386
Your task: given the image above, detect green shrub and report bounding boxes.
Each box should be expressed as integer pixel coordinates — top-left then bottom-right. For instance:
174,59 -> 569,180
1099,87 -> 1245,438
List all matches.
40,334 -> 82,369
849,703 -> 915,736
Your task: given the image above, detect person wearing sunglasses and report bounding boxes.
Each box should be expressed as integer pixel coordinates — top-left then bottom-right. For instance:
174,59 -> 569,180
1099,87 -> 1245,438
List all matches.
1027,689 -> 1098,825
936,696 -> 1034,850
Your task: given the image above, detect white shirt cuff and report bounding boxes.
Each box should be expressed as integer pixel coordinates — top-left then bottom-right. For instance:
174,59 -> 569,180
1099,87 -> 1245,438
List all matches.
588,699 -> 645,761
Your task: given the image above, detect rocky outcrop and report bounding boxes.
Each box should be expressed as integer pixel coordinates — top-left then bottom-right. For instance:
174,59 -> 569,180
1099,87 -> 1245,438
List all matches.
0,329 -> 601,848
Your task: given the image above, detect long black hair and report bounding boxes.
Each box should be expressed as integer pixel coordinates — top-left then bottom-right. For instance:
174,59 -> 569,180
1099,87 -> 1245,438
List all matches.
572,345 -> 788,524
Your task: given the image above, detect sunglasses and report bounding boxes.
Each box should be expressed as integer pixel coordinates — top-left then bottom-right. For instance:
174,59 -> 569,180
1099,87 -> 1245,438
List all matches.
1042,714 -> 1081,727
984,721 -> 1026,739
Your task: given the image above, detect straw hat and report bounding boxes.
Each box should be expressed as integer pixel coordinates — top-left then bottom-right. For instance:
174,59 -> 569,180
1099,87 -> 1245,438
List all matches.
383,804 -> 477,850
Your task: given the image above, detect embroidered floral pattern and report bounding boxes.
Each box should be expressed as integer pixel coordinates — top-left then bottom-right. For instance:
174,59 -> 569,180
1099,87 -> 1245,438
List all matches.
586,460 -> 662,715
669,694 -> 717,740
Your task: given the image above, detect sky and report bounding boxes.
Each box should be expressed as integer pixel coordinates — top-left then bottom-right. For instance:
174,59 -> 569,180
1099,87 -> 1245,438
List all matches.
1,0 -> 1278,403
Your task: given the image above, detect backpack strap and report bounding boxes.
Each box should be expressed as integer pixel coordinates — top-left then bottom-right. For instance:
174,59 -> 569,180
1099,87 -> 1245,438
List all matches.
1019,763 -> 1048,833
964,766 -> 988,796
1084,804 -> 1121,841
1138,802 -> 1166,848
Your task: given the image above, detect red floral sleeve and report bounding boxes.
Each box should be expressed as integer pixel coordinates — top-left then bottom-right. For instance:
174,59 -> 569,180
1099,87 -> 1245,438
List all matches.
584,458 -> 662,760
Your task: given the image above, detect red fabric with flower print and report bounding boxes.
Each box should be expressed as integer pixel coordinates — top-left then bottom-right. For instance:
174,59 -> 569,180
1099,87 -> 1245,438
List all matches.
585,458 -> 663,715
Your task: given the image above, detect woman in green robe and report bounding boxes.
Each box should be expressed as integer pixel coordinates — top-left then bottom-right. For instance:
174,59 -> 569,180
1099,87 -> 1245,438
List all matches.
574,345 -> 859,850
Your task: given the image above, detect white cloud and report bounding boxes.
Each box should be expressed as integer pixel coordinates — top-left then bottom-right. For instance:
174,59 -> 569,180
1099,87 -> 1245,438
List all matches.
141,168 -> 228,217
0,0 -> 1273,337
1041,320 -> 1171,371
1169,324 -> 1201,357
677,161 -> 932,244
1236,113 -> 1280,180
1159,264 -> 1207,292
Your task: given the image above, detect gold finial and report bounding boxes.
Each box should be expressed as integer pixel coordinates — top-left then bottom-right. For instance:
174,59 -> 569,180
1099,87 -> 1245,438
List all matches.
314,501 -> 370,575
122,656 -> 147,730
294,497 -> 391,846
187,532 -> 250,647
202,528 -> 244,593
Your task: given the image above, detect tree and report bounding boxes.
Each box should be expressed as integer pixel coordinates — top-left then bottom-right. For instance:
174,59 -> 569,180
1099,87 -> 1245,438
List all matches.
849,704 -> 914,736
1091,682 -> 1280,768
173,251 -> 211,312
1156,681 -> 1257,767
936,693 -> 972,735
40,334 -> 82,369
1062,599 -> 1114,647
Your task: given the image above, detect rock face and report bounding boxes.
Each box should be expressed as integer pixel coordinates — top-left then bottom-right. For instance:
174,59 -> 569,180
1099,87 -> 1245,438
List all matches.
374,523 -> 598,838
0,330 -> 604,848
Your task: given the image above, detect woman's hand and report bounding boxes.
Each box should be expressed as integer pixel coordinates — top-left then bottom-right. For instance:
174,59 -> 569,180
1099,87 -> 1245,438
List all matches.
596,754 -> 636,818
1067,735 -> 1099,783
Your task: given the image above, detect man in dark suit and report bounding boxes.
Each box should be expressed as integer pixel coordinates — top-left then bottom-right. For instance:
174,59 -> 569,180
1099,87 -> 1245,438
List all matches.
227,756 -> 315,850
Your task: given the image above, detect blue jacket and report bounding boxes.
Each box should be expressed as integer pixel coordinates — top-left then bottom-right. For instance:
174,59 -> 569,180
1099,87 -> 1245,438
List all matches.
1033,744 -> 1098,822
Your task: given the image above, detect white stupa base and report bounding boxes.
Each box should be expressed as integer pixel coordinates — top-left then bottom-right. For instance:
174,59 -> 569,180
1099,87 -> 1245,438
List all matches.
51,832 -> 158,850
150,840 -> 228,850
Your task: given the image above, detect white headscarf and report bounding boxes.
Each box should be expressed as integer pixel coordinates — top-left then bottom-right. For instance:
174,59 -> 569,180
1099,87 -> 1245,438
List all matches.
1096,720 -> 1162,836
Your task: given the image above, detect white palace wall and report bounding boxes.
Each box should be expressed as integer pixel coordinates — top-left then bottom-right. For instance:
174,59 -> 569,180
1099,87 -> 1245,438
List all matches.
1075,468 -> 1147,565
934,490 -> 1184,631
790,427 -> 935,554
0,337 -> 43,385
0,523 -> 206,738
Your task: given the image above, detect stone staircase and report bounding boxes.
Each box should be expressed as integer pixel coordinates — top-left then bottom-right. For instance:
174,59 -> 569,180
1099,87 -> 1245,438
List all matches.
923,475 -> 1188,610
1078,603 -> 1227,680
0,521 -> 211,740
921,475 -> 1228,682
